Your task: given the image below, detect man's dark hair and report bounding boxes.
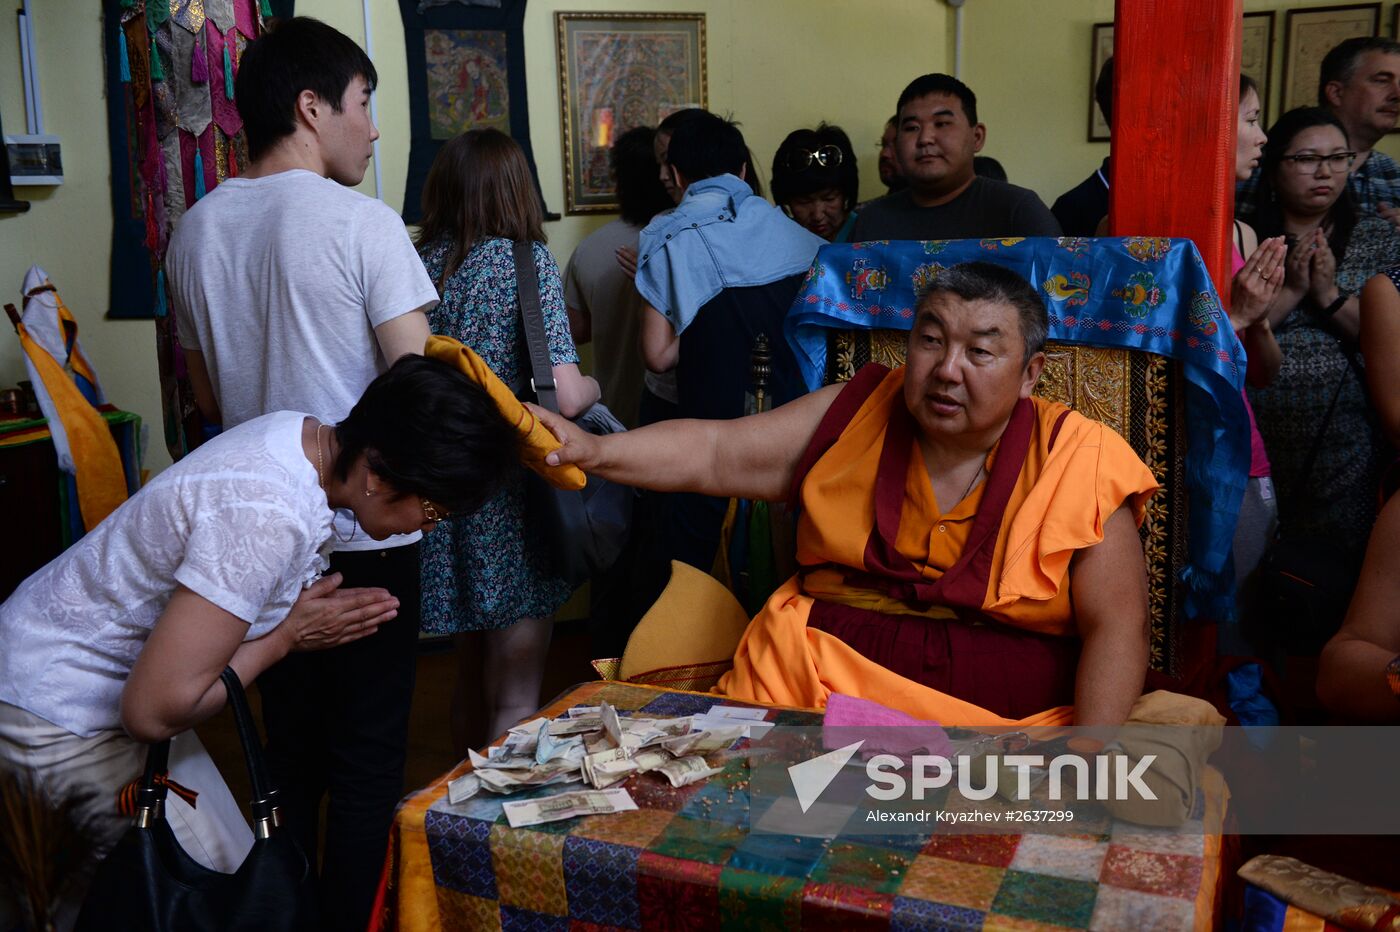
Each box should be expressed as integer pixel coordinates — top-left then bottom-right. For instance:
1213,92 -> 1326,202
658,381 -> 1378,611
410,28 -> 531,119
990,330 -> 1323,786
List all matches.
771,123 -> 859,209
665,110 -> 748,184
972,155 -> 1007,182
612,126 -> 673,226
1095,56 -> 1114,130
896,73 -> 978,125
235,17 -> 378,162
333,355 -> 517,516
920,262 -> 1047,362
1318,36 -> 1400,105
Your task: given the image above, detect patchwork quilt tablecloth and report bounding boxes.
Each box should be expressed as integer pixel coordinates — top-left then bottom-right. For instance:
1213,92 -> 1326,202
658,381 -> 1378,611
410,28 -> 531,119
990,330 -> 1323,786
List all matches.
377,682 -> 1229,931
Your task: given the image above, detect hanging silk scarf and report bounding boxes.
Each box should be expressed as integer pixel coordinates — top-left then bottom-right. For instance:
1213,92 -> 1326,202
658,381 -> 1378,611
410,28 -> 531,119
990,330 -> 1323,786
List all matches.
102,0 -> 292,461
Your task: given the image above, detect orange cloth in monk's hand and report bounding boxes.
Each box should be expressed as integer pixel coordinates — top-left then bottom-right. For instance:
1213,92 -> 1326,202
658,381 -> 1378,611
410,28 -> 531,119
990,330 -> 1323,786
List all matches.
716,366 -> 1159,726
424,334 -> 585,491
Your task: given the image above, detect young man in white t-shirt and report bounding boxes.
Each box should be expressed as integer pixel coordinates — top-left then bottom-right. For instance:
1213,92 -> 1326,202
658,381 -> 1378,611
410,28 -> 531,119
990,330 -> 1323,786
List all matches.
165,18 -> 438,930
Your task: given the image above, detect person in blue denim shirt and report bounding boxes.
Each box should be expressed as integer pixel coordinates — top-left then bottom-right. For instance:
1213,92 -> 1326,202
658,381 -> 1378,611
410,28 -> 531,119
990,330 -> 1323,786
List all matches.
634,110 -> 824,571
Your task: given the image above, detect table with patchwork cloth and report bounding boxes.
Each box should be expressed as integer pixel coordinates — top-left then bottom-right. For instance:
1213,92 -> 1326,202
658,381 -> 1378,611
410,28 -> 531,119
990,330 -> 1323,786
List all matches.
376,681 -> 1230,931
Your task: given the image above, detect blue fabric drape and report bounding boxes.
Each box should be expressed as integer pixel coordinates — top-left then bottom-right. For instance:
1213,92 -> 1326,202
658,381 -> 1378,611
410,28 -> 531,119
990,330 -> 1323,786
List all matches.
783,236 -> 1249,619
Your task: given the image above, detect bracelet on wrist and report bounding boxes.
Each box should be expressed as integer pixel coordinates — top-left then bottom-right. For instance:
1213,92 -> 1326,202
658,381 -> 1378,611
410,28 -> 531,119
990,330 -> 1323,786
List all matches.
1315,292 -> 1348,319
1386,654 -> 1400,701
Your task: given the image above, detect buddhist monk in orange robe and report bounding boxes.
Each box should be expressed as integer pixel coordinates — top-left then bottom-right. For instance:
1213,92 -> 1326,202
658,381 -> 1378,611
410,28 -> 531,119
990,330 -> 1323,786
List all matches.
536,262 -> 1159,727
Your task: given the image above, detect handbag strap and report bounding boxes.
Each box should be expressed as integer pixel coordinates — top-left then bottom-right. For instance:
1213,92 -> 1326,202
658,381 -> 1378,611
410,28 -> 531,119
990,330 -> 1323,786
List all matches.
1295,345 -> 1361,491
219,666 -> 283,838
512,240 -> 560,415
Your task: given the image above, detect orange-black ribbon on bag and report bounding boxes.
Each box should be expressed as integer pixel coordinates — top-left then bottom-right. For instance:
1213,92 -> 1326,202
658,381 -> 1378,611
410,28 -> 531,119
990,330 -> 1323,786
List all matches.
116,772 -> 199,816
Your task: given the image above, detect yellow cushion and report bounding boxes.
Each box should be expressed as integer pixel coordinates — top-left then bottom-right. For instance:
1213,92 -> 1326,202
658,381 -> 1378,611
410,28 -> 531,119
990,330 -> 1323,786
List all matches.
618,561 -> 752,680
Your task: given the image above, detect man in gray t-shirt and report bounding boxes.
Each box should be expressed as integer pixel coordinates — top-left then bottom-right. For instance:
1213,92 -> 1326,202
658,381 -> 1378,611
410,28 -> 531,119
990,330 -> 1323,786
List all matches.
851,74 -> 1060,242
165,20 -> 435,932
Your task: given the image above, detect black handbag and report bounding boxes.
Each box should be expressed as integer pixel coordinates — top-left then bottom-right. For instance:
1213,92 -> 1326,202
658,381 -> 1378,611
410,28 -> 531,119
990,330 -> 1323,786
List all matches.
75,668 -> 318,932
1255,350 -> 1365,654
512,240 -> 633,589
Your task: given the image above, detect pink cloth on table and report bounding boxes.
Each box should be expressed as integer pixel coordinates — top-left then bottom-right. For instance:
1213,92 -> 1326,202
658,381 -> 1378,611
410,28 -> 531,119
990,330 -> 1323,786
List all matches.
1232,244 -> 1272,478
822,693 -> 953,757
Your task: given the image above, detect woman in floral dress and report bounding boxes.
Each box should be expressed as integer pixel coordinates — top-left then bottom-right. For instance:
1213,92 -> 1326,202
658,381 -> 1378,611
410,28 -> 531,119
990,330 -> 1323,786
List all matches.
416,129 -> 599,750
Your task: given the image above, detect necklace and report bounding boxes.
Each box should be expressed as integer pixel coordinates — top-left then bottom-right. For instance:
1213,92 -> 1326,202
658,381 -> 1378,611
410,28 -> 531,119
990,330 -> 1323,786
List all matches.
954,461 -> 985,508
317,423 -> 356,543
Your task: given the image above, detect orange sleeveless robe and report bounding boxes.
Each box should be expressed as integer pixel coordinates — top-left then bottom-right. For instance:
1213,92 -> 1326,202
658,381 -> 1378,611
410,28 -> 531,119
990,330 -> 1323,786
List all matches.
716,366 -> 1159,726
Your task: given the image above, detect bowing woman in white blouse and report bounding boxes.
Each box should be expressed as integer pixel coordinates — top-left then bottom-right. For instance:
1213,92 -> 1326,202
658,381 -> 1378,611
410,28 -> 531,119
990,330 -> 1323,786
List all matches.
0,355 -> 516,876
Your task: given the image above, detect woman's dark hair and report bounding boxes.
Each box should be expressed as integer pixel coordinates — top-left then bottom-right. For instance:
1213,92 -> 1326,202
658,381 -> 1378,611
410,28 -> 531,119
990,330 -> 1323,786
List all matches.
611,126 -> 672,226
1240,72 -> 1258,102
333,355 -> 517,516
771,124 -> 859,210
235,17 -> 378,162
416,129 -> 545,286
1246,107 -> 1357,259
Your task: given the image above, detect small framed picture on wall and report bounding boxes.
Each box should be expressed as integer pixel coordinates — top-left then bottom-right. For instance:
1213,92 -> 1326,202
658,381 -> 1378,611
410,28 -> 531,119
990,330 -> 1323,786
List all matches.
1281,4 -> 1379,113
1242,11 -> 1276,125
556,12 -> 707,214
1087,22 -> 1113,142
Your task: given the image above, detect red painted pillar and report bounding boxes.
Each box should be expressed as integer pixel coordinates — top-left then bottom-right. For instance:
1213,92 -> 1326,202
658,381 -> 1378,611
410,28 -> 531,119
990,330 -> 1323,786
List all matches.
1108,0 -> 1242,298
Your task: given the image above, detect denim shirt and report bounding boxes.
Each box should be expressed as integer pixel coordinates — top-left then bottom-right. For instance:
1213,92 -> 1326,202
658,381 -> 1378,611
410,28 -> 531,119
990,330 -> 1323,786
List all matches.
636,173 -> 824,335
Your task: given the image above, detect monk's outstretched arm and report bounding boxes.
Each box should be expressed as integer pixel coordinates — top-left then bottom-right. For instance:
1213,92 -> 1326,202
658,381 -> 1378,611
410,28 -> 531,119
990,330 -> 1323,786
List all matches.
1069,503 -> 1150,727
532,383 -> 842,502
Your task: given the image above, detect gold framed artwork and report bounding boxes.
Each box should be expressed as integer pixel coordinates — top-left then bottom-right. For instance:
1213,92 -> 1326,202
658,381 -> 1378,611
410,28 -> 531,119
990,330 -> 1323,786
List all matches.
1242,11 -> 1276,124
556,12 -> 707,214
1281,4 -> 1379,113
1087,22 -> 1114,142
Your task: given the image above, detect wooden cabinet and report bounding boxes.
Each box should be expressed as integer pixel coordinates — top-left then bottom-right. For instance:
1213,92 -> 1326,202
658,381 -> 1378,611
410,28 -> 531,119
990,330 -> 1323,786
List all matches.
0,411 -> 141,599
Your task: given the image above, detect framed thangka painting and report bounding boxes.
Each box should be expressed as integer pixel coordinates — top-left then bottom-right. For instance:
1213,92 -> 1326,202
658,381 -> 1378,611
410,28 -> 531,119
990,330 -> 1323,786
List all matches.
424,29 -> 511,138
556,13 -> 706,214
399,0 -> 548,224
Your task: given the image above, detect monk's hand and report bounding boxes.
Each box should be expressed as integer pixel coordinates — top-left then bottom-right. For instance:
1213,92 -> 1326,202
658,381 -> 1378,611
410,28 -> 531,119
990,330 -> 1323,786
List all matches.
530,403 -> 604,471
1229,236 -> 1286,329
282,573 -> 398,652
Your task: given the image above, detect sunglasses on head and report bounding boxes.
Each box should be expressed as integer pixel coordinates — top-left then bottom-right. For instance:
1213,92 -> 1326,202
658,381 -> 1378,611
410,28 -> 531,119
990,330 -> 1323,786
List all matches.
786,144 -> 843,172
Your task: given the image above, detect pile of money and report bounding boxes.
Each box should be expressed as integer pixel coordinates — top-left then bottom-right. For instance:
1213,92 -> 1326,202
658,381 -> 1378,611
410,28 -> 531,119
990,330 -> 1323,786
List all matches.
446,700 -> 754,807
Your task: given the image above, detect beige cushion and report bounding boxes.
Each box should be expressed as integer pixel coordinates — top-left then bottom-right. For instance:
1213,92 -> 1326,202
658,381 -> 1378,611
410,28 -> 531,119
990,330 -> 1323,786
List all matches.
618,561 -> 752,680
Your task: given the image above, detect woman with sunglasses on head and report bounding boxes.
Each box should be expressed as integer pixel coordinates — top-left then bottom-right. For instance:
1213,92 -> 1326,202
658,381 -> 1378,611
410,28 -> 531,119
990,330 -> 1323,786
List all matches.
1241,107 -> 1398,642
771,124 -> 860,242
0,356 -> 515,892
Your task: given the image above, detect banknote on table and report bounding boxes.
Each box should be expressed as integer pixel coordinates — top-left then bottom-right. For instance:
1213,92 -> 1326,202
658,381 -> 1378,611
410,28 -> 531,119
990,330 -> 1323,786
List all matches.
502,787 -> 638,828
548,714 -> 603,737
600,701 -> 627,750
476,766 -> 583,794
535,720 -> 584,764
656,755 -> 725,788
447,772 -> 481,805
661,726 -> 746,757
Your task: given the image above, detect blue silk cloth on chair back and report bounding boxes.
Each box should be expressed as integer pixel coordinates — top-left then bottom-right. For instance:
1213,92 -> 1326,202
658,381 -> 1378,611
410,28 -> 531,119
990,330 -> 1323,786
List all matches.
783,236 -> 1248,620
